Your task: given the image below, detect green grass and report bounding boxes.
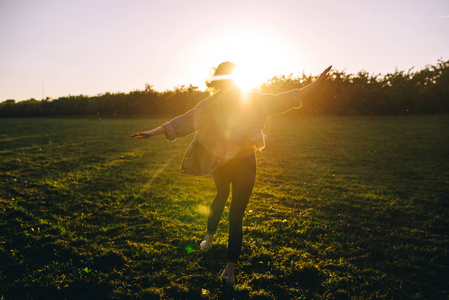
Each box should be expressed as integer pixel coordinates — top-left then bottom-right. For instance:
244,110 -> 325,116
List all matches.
1,116 -> 448,299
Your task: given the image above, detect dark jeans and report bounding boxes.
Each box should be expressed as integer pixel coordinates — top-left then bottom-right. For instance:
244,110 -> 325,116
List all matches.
207,152 -> 256,263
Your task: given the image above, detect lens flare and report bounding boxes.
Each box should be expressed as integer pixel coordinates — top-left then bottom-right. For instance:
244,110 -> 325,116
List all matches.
200,28 -> 301,93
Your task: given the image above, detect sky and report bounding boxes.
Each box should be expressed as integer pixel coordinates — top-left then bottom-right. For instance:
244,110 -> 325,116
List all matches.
0,0 -> 448,102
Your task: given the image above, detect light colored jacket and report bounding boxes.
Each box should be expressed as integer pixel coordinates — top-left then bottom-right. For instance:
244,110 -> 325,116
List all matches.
162,87 -> 302,176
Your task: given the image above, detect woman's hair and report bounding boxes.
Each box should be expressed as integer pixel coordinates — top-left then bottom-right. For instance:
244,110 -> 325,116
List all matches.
205,61 -> 236,94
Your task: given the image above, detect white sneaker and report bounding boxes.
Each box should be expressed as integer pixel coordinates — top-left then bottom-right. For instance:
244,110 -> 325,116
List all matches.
200,240 -> 212,252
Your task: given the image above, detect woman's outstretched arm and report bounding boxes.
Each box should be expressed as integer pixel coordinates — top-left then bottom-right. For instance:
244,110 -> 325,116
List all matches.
294,65 -> 331,100
255,66 -> 332,116
131,93 -> 214,141
131,126 -> 166,139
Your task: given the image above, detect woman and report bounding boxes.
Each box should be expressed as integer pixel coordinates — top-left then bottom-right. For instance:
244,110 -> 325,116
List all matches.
131,62 -> 331,286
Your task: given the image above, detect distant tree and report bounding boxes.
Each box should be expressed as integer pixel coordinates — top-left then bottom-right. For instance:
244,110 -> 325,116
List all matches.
160,85 -> 208,116
1,59 -> 448,117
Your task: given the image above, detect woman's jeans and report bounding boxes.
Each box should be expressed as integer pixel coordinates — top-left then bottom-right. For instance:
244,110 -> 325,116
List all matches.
207,152 -> 256,263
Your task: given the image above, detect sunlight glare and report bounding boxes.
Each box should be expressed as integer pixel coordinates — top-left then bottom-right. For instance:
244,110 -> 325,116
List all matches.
195,204 -> 209,216
200,28 -> 302,93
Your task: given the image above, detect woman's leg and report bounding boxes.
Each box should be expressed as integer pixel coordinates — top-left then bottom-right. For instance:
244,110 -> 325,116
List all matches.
207,166 -> 231,235
226,153 -> 256,264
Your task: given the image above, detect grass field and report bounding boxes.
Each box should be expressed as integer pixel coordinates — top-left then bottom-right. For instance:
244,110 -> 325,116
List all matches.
1,115 -> 448,299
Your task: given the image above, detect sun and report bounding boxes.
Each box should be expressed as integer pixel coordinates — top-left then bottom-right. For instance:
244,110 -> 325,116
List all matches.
233,64 -> 265,93
202,29 -> 300,93
231,41 -> 291,92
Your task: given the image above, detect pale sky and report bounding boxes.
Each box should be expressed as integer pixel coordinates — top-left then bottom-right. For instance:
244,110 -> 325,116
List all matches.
1,0 -> 448,102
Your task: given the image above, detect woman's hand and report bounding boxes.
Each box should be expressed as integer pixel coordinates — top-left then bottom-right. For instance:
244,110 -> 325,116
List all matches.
294,66 -> 332,101
131,126 -> 165,139
315,66 -> 332,84
131,131 -> 153,139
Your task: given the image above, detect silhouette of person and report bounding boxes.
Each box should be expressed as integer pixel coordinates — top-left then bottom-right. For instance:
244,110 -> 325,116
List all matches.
132,62 -> 331,286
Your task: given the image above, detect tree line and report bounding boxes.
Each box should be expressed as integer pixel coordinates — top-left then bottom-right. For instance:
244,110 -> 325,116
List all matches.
1,59 -> 448,117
